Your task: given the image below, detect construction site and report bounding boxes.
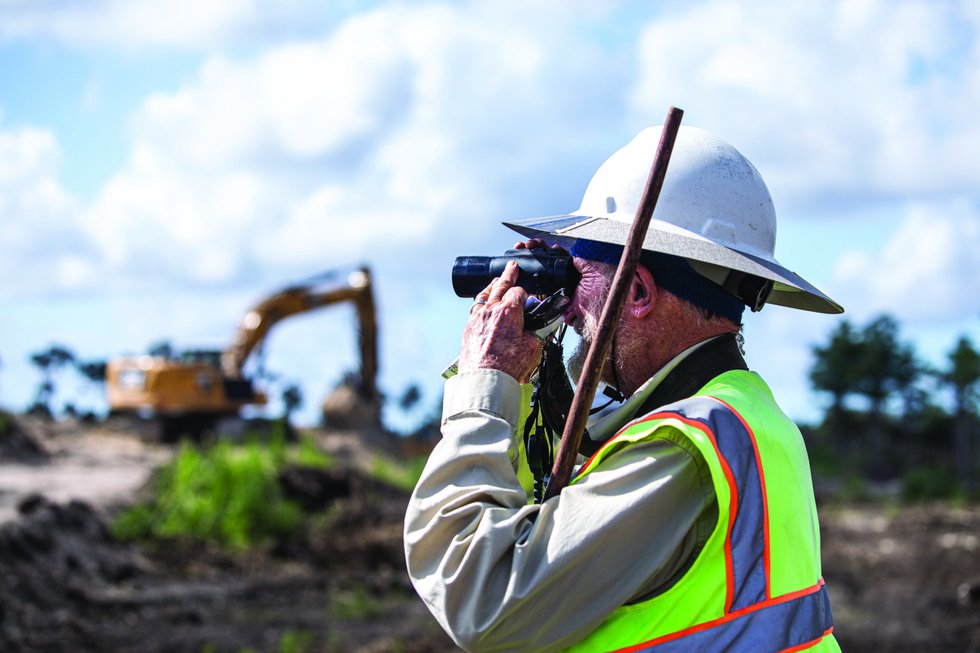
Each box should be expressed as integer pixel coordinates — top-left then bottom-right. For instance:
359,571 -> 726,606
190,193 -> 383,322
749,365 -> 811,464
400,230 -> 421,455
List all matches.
5,2 -> 980,651
2,258 -> 979,652
3,182 -> 980,652
0,241 -> 979,652
1,403 -> 979,652
0,411 -> 457,652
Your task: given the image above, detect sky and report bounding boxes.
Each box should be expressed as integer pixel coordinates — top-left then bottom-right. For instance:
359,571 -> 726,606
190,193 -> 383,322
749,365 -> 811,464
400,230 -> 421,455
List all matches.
1,0 -> 978,429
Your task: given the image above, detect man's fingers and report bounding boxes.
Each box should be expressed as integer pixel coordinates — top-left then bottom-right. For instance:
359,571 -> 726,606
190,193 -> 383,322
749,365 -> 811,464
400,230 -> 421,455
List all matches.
469,279 -> 496,311
501,284 -> 528,311
487,261 -> 519,304
457,261 -> 540,382
474,284 -> 493,303
513,238 -> 549,250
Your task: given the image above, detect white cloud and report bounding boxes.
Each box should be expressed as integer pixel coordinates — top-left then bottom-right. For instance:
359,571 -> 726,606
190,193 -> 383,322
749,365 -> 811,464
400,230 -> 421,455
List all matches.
76,3 -> 632,292
4,3 -> 613,306
833,198 -> 980,324
0,0 -> 314,49
629,0 -> 980,212
0,125 -> 58,184
0,123 -> 96,298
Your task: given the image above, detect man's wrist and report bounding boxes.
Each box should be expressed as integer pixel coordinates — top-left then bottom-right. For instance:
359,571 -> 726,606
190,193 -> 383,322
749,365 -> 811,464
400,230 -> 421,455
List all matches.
443,369 -> 524,427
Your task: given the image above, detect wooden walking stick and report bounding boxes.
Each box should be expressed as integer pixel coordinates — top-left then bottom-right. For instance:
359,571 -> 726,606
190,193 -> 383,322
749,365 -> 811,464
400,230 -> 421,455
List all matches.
543,107 -> 684,501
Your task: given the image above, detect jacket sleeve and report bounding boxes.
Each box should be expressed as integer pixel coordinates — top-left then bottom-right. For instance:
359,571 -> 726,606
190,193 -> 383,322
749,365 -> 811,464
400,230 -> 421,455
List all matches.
403,369 -> 715,653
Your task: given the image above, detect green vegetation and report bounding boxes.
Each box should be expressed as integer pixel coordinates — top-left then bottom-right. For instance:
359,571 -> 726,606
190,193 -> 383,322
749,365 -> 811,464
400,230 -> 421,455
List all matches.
294,433 -> 332,469
15,310 -> 978,507
276,629 -> 316,653
328,585 -> 383,620
369,454 -> 428,492
201,630 -> 317,653
113,432 -> 330,550
901,466 -> 962,502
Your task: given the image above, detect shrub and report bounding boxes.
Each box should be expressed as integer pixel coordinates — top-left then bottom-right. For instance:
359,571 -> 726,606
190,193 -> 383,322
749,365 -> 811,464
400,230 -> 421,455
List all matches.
368,455 -> 428,492
901,465 -> 961,502
294,434 -> 332,469
278,629 -> 315,653
112,433 -> 325,550
329,586 -> 382,620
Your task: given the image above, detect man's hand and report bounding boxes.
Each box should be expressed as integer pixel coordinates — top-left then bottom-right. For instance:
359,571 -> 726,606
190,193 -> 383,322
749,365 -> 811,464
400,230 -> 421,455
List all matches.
513,238 -> 566,254
458,260 -> 542,384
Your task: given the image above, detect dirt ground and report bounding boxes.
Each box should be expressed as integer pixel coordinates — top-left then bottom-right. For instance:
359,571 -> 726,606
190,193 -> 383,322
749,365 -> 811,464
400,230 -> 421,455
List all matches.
0,415 -> 459,653
821,501 -> 980,652
1,415 -> 978,652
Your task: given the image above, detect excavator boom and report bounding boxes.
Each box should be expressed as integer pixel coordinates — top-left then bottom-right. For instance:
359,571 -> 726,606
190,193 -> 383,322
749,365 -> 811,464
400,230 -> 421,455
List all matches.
221,268 -> 377,398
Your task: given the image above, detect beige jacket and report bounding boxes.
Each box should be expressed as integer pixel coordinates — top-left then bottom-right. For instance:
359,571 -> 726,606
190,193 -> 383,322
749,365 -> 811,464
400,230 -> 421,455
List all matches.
404,344 -> 718,652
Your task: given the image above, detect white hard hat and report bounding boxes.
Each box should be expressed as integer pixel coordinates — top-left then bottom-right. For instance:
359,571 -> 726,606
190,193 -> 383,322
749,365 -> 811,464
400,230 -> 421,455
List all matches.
504,125 -> 843,314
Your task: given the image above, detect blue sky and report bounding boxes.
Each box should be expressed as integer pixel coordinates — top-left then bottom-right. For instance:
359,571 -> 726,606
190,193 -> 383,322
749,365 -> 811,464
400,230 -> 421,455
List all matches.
1,0 -> 978,428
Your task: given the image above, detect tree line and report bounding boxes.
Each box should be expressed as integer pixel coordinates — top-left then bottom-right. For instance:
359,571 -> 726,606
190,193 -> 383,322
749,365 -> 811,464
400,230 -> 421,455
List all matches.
10,315 -> 980,496
807,314 -> 979,497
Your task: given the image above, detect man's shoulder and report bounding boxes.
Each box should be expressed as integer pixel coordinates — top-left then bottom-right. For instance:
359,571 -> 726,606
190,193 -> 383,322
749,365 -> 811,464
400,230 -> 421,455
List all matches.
636,369 -> 764,419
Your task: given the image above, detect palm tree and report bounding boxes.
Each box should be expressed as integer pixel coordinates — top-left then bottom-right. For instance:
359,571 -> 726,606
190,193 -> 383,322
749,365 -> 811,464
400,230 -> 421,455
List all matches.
29,345 -> 76,417
282,383 -> 304,419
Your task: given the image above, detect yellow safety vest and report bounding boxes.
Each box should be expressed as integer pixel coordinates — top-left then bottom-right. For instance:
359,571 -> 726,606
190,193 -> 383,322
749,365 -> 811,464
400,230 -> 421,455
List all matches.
563,370 -> 839,652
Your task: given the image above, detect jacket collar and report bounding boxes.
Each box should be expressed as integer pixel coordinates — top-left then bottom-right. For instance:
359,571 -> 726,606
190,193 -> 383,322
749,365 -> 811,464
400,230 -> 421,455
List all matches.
636,332 -> 748,418
579,333 -> 747,456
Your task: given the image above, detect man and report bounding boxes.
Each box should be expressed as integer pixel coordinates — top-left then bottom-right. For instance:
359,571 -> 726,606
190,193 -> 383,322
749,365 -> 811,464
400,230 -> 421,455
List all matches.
404,126 -> 842,652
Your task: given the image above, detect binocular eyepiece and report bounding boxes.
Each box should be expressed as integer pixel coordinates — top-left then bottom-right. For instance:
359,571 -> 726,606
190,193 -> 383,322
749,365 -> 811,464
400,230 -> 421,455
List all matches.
451,248 -> 580,298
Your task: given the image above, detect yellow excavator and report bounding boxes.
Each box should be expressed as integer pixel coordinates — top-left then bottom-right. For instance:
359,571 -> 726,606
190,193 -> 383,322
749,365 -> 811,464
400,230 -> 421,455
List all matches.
106,267 -> 378,440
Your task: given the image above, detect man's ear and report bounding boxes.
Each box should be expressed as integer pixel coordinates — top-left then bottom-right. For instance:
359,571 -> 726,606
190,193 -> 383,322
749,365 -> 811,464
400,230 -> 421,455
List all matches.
628,264 -> 657,319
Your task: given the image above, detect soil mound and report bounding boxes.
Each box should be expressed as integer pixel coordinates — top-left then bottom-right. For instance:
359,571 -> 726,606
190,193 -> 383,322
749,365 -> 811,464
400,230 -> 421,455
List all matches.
0,411 -> 48,462
0,495 -> 146,651
0,467 -> 458,652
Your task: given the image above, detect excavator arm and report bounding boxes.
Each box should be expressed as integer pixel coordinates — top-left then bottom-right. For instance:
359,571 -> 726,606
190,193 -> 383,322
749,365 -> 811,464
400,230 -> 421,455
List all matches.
220,267 -> 378,399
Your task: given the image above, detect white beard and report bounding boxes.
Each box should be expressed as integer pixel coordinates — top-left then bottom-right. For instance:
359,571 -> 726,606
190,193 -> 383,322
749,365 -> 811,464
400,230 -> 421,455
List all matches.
566,311 -> 645,393
566,275 -> 611,386
566,319 -> 596,385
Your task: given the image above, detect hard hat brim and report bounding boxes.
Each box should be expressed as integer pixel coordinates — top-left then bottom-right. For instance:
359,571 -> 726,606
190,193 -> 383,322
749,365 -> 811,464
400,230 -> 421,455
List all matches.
503,214 -> 844,315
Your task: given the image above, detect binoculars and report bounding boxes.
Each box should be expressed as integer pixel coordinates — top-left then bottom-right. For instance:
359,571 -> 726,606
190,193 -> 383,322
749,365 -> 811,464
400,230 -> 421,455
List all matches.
451,248 -> 580,298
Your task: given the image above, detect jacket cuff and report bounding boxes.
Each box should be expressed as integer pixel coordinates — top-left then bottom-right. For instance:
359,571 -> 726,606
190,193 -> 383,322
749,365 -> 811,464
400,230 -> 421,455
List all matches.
442,369 -> 524,426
